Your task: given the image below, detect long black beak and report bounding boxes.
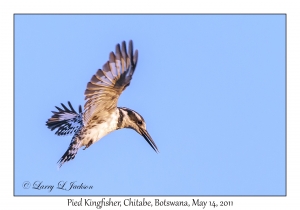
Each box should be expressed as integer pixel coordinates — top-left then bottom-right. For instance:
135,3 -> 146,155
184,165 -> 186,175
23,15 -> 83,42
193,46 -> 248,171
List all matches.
140,129 -> 159,153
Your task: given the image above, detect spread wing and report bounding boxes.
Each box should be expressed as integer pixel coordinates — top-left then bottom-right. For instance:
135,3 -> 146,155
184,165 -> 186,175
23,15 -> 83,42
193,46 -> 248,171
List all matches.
83,40 -> 138,123
46,101 -> 83,136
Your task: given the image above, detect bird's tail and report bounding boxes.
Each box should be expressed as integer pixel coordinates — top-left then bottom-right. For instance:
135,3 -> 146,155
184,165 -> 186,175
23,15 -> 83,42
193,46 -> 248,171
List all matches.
57,132 -> 82,168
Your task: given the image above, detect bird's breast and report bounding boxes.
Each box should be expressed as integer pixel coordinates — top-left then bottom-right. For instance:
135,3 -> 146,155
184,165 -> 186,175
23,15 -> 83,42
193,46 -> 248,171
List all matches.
82,110 -> 119,146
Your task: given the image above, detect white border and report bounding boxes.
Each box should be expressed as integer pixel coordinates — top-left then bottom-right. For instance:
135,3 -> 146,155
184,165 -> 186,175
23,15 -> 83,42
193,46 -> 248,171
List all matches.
3,0 -> 298,209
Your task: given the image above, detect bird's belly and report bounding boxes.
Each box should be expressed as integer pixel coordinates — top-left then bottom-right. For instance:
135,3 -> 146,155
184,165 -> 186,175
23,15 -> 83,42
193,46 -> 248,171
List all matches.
82,112 -> 119,146
95,122 -> 115,141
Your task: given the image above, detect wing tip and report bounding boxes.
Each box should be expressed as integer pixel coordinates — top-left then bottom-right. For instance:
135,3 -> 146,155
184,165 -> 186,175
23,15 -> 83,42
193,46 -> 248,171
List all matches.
109,52 -> 115,62
133,49 -> 138,65
115,43 -> 121,59
121,41 -> 127,58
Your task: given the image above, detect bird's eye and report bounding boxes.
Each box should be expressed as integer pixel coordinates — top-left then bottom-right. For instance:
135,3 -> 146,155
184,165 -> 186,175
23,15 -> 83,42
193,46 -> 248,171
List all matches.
138,120 -> 143,125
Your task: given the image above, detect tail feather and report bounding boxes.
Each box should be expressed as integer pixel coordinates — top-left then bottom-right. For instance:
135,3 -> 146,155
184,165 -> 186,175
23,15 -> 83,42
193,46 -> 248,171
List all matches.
57,132 -> 82,168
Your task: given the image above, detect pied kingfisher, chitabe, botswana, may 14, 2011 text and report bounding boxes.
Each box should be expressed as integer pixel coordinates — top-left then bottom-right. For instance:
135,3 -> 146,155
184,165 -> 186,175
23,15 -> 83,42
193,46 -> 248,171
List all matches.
46,40 -> 159,168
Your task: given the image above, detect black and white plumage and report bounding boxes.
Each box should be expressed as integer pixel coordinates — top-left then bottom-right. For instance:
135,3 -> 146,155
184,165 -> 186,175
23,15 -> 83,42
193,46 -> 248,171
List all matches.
46,102 -> 83,136
46,40 -> 158,168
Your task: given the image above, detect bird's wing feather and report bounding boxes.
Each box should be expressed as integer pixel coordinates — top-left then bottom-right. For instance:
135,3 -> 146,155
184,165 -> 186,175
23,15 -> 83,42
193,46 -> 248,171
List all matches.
46,101 -> 83,136
83,40 -> 138,123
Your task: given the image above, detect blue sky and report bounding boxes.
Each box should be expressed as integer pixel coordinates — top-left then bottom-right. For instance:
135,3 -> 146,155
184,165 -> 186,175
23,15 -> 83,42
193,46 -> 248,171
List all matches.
14,14 -> 285,196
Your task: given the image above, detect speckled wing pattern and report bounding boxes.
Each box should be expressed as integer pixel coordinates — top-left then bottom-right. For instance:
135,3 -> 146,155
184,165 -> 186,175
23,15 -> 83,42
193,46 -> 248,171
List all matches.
46,101 -> 83,136
83,40 -> 138,124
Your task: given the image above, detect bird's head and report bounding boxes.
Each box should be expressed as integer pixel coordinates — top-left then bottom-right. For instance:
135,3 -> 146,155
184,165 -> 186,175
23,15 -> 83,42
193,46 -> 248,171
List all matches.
119,108 -> 159,153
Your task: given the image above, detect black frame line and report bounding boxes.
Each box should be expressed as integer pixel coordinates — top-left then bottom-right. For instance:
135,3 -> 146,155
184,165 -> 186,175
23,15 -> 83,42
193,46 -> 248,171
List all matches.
13,13 -> 287,197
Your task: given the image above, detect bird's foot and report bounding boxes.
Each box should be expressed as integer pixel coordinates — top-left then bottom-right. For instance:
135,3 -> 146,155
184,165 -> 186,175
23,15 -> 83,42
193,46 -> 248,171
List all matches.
83,140 -> 93,150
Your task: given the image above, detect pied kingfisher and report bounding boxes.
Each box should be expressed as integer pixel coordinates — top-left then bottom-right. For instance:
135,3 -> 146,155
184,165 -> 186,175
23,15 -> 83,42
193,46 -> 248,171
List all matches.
46,40 -> 159,167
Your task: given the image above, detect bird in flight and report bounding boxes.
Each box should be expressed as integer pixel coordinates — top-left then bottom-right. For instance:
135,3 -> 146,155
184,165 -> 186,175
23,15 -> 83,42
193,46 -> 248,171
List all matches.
46,40 -> 159,168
